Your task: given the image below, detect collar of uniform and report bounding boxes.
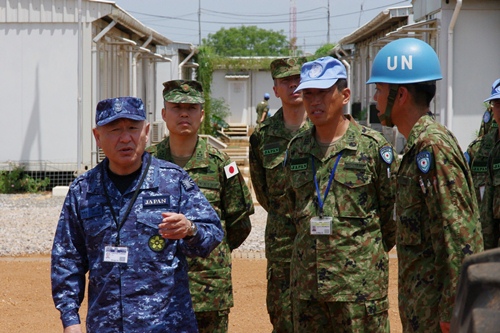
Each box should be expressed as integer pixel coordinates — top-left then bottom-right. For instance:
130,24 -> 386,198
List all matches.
87,152 -> 155,195
261,108 -> 312,139
404,113 -> 434,154
308,117 -> 359,161
183,136 -> 210,170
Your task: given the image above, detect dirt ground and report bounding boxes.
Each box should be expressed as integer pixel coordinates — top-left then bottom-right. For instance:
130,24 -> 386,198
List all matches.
0,255 -> 401,333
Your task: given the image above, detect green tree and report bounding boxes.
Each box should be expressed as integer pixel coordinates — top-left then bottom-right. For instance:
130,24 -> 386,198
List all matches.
313,43 -> 336,58
202,26 -> 290,56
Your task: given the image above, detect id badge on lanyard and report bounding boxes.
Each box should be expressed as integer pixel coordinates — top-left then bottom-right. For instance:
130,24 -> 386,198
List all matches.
310,153 -> 342,236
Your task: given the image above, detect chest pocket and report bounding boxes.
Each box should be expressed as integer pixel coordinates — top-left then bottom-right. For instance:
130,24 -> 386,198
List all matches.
396,175 -> 422,245
262,142 -> 286,170
81,205 -> 113,237
197,176 -> 221,205
332,162 -> 373,219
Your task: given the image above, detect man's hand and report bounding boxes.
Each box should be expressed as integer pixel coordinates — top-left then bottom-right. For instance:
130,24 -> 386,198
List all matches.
159,212 -> 192,239
64,324 -> 83,333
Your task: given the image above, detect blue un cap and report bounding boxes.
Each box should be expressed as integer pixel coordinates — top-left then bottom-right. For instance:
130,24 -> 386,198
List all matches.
95,97 -> 146,126
295,56 -> 347,92
484,79 -> 500,102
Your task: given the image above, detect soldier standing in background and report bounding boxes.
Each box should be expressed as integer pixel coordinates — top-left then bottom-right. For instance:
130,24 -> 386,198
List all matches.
480,79 -> 500,250
148,80 -> 254,333
249,56 -> 309,333
477,81 -> 499,137
367,38 -> 483,333
256,92 -> 271,125
466,79 -> 500,205
287,56 -> 397,332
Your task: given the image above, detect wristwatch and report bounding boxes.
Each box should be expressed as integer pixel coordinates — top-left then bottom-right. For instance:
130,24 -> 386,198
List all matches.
186,221 -> 198,237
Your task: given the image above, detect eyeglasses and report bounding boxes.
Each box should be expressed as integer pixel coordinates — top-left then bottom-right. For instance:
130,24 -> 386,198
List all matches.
490,101 -> 500,108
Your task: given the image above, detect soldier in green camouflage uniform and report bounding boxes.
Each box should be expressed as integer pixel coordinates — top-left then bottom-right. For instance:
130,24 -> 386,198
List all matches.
367,38 -> 483,333
249,56 -> 309,333
286,56 -> 397,332
465,129 -> 495,204
148,80 -> 254,333
477,108 -> 497,138
256,93 -> 270,125
480,80 -> 500,250
466,79 -> 500,205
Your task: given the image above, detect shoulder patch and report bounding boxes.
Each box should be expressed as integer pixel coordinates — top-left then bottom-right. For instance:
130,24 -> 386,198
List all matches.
483,110 -> 491,124
379,146 -> 394,165
464,151 -> 470,165
416,151 -> 432,174
224,161 -> 239,179
181,178 -> 196,191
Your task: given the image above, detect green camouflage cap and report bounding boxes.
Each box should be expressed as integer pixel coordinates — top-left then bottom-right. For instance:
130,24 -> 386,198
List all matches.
270,57 -> 308,79
162,80 -> 205,104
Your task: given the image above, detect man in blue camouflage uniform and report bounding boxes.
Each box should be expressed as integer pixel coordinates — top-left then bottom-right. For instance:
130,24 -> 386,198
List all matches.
249,56 -> 309,333
51,97 -> 223,333
367,38 -> 483,333
148,80 -> 254,333
466,79 -> 500,204
480,80 -> 500,250
286,56 -> 397,332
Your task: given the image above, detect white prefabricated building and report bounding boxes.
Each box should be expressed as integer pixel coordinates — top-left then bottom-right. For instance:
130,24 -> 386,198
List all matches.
0,0 -> 197,184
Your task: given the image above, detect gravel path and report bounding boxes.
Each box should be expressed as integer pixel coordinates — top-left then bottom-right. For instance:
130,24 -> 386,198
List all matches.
0,193 -> 267,257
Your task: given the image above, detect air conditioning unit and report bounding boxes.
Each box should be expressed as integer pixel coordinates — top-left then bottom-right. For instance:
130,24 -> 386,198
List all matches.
151,121 -> 166,143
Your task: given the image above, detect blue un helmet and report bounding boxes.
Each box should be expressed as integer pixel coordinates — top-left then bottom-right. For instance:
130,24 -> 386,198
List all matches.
484,78 -> 500,102
367,38 -> 442,126
264,93 -> 270,100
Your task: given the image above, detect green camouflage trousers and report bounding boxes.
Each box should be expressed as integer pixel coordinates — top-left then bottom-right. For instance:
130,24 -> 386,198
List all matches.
293,298 -> 390,333
195,309 -> 229,333
267,261 -> 293,333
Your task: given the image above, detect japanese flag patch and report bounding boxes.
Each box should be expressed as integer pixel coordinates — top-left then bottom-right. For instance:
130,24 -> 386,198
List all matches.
416,151 -> 432,174
224,161 -> 239,179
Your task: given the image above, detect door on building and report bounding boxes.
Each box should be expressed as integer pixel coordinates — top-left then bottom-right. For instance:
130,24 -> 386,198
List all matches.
227,79 -> 249,125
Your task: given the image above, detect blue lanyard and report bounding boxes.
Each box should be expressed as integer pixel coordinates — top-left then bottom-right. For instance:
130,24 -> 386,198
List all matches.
312,152 -> 342,218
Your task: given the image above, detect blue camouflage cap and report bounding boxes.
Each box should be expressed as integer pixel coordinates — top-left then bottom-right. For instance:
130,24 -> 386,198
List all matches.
95,97 -> 146,126
484,78 -> 500,102
295,56 -> 347,92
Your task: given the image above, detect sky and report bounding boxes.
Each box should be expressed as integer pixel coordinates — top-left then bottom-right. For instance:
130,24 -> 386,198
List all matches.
113,0 -> 412,54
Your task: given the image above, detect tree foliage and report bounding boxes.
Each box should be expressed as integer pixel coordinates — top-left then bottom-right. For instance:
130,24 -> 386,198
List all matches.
202,26 -> 290,56
313,43 -> 336,58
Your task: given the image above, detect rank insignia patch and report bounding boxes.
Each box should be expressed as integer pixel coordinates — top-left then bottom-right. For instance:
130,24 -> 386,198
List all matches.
416,151 -> 432,174
149,235 -> 166,252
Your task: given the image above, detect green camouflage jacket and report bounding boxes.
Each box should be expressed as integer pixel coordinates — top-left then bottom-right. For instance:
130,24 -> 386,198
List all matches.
396,114 -> 483,324
256,100 -> 269,124
478,109 -> 498,137
148,136 -> 254,312
286,118 -> 397,302
480,130 -> 500,250
466,130 -> 496,204
249,108 -> 311,262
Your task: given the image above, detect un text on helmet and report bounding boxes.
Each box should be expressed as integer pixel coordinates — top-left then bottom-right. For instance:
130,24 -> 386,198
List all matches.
386,55 -> 413,71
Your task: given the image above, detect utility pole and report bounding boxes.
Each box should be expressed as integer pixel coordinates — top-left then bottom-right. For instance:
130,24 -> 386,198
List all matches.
198,0 -> 201,45
327,0 -> 330,44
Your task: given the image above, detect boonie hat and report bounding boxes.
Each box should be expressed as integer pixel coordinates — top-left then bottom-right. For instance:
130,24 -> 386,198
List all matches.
95,97 -> 146,127
163,80 -> 205,104
270,57 -> 308,79
484,78 -> 500,102
295,56 -> 347,92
